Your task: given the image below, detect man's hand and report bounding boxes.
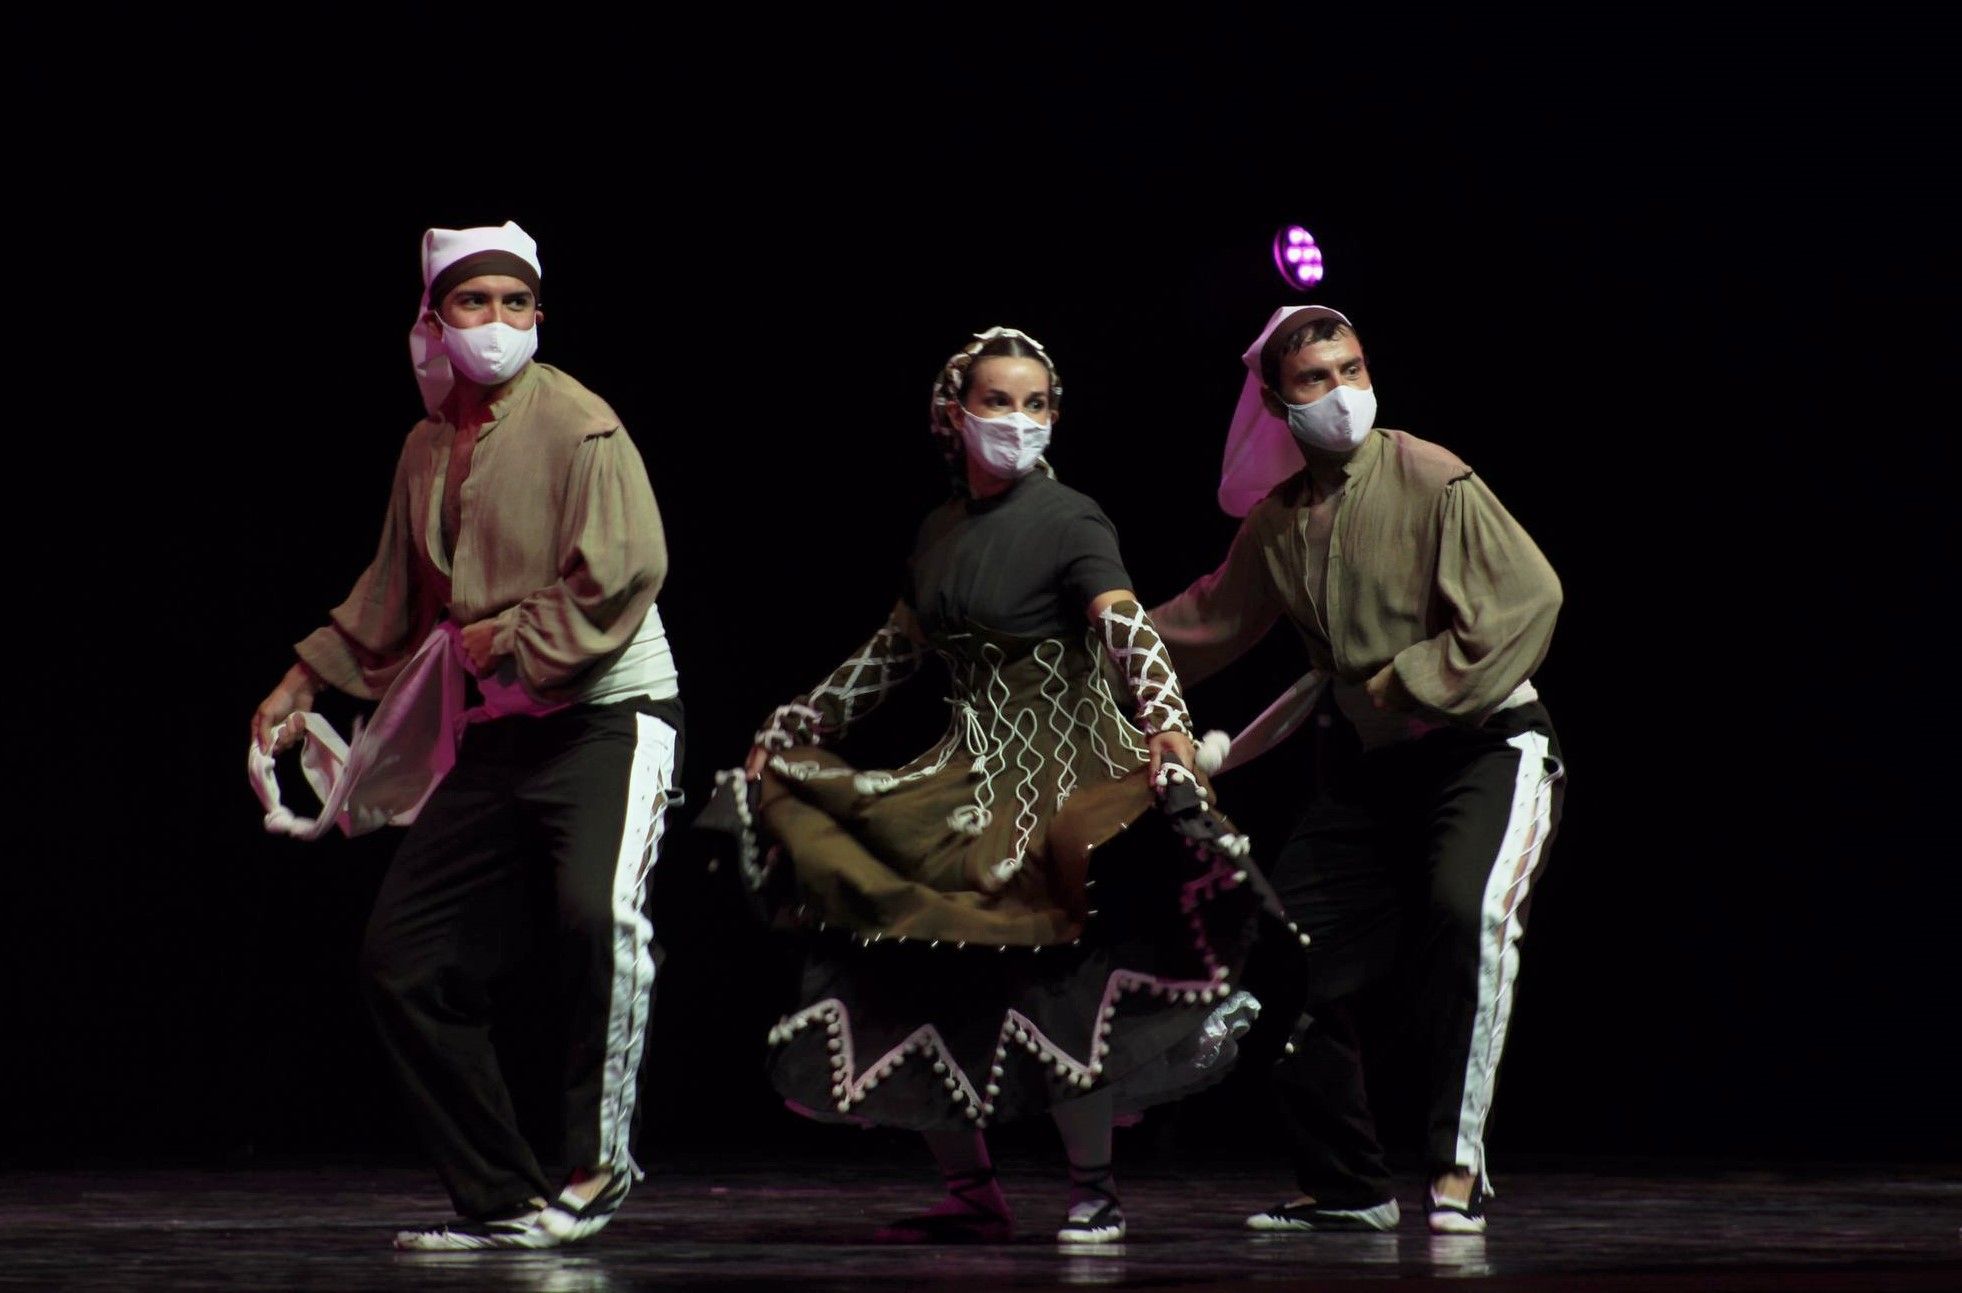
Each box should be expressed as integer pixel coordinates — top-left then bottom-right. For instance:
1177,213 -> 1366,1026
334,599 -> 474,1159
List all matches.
1148,729 -> 1196,778
460,620 -> 503,674
1364,662 -> 1412,712
253,663 -> 321,753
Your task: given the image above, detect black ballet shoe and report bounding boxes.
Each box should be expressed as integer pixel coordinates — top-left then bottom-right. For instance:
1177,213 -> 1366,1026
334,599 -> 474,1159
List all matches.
873,1167 -> 1013,1244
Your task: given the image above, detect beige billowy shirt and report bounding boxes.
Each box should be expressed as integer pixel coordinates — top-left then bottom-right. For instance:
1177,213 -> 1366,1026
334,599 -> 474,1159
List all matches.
296,363 -> 670,703
1151,428 -> 1560,724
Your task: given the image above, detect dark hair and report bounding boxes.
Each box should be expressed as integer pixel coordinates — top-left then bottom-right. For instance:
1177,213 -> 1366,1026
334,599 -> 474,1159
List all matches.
427,251 -> 542,310
1260,316 -> 1353,392
959,333 -> 1061,409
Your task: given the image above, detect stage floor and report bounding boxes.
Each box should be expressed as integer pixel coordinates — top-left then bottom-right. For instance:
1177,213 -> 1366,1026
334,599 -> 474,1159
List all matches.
3,1156 -> 1956,1290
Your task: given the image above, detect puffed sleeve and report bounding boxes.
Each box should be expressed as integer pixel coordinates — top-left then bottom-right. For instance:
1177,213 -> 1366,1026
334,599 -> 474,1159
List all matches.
1146,509 -> 1285,687
490,428 -> 669,695
1390,473 -> 1561,718
294,434 -> 427,700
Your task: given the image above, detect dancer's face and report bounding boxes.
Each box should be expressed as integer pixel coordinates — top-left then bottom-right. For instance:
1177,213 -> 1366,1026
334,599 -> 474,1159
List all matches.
961,356 -> 1054,423
431,274 -> 543,332
1261,329 -> 1370,416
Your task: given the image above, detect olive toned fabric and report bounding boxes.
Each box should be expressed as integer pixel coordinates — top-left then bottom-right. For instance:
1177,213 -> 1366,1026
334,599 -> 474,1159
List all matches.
759,628 -> 1152,947
1153,428 -> 1560,721
297,363 -> 669,703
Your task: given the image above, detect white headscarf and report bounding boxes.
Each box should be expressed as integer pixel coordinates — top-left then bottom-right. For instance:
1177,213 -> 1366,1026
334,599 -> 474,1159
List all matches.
1216,304 -> 1353,516
408,220 -> 543,417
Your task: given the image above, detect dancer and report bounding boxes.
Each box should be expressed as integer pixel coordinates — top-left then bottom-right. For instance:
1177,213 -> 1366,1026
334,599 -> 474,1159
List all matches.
250,221 -> 682,1250
1152,305 -> 1565,1235
728,327 -> 1262,1245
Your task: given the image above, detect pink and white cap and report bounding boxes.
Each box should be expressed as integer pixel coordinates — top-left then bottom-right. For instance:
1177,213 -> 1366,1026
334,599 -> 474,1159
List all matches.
1216,304 -> 1352,516
408,220 -> 543,416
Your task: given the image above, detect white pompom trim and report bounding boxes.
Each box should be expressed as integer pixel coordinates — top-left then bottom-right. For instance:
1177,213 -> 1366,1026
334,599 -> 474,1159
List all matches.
1195,729 -> 1232,776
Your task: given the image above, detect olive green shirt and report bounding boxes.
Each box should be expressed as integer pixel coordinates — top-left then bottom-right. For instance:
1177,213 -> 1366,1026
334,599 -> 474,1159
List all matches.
296,362 -> 669,702
1151,428 -> 1560,722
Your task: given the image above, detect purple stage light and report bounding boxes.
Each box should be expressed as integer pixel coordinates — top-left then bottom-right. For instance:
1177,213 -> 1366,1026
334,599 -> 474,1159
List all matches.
1272,225 -> 1325,290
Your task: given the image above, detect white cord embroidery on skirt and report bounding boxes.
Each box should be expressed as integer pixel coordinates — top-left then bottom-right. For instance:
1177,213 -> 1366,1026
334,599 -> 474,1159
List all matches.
771,630 -> 1165,886
1085,630 -> 1153,761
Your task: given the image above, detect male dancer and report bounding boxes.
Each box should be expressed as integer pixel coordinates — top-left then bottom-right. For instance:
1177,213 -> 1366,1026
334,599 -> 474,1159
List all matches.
1152,305 -> 1564,1234
252,221 -> 682,1249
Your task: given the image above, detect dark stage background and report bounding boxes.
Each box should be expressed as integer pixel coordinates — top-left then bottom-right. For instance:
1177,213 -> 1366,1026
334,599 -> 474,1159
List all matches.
5,8 -> 1955,1179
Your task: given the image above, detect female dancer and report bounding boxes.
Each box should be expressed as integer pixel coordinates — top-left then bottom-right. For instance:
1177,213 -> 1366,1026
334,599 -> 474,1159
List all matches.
734,327 -> 1262,1244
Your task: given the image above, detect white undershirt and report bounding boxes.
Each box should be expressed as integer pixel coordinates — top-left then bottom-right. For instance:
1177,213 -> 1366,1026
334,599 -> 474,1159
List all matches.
570,604 -> 681,706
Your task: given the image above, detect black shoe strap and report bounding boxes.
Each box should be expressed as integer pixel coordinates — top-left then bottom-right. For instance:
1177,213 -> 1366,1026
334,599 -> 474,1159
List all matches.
941,1166 -> 1001,1211
1065,1160 -> 1119,1206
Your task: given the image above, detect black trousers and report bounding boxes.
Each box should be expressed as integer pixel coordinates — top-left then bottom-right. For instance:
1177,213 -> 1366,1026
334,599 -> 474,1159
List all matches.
1258,699 -> 1564,1205
359,697 -> 681,1218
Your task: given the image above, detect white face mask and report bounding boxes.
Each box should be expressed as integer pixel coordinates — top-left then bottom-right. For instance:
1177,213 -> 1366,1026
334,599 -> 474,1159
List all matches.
1284,384 -> 1377,453
960,407 -> 1052,479
440,319 -> 538,386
